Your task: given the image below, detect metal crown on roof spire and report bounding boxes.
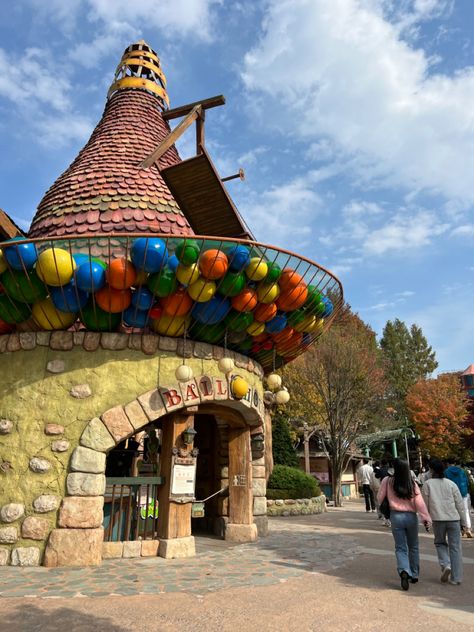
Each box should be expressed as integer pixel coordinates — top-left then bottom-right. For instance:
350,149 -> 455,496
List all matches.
108,40 -> 170,109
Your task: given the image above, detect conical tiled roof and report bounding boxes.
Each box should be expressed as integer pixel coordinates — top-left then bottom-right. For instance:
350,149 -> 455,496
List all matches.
28,42 -> 193,239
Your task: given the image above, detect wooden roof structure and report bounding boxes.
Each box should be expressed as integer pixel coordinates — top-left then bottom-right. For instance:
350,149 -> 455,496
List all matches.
0,209 -> 23,240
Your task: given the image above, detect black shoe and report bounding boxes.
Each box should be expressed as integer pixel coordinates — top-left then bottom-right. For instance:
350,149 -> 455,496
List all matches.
410,578 -> 418,584
400,571 -> 410,591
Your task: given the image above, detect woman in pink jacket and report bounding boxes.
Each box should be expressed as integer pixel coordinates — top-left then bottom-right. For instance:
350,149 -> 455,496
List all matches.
378,458 -> 431,591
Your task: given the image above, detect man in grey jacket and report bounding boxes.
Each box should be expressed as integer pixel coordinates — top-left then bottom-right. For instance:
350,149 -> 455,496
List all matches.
422,459 -> 467,585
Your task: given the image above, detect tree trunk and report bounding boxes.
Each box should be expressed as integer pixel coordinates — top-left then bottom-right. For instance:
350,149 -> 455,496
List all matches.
331,457 -> 343,507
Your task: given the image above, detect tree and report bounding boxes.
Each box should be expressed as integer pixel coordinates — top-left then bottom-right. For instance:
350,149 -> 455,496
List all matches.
282,308 -> 387,506
271,412 -> 299,467
406,373 -> 471,460
380,319 -> 437,416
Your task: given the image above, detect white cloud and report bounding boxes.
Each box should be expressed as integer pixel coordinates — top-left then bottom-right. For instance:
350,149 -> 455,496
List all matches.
241,0 -> 474,205
342,200 -> 384,217
451,224 -> 474,237
69,22 -> 138,69
33,114 -> 93,149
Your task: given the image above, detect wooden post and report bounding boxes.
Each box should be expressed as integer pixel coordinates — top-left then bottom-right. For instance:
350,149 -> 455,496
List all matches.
196,109 -> 205,154
228,427 -> 252,525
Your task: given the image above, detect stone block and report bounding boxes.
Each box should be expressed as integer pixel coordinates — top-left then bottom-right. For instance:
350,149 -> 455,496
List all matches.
35,332 -> 51,346
51,440 -> 70,452
11,547 -> 40,566
70,446 -> 106,474
138,389 -> 167,421
80,417 -> 115,452
252,479 -> 266,497
252,456 -> 265,466
101,332 -> 128,350
29,457 -> 51,473
141,540 -> 160,557
102,541 -> 123,559
124,399 -> 149,431
7,334 -> 21,352
193,341 -> 212,359
159,536 -> 196,559
212,345 -> 225,359
0,419 -> 13,434
177,339 -> 193,358
83,332 -> 100,351
50,332 -> 73,350
141,334 -> 158,355
253,497 -> 267,516
46,359 -> 65,373
225,523 -> 258,543
101,405 -> 133,442
44,528 -> 103,567
0,548 -> 9,565
212,377 -> 229,400
254,515 -> 269,537
44,423 -> 64,435
67,473 -> 106,496
284,498 -> 296,505
275,499 -> 284,506
70,383 -> 92,399
122,540 -> 142,558
33,495 -> 60,513
252,465 -> 266,478
0,526 -> 18,543
21,516 -> 50,540
19,332 -> 36,350
158,336 -> 177,352
73,331 -> 85,346
128,334 -> 142,350
0,503 -> 24,523
59,496 -> 104,528
0,336 -> 7,353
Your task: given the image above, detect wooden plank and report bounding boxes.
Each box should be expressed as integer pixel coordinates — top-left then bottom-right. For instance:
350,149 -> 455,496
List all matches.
228,427 -> 252,525
163,95 -> 225,121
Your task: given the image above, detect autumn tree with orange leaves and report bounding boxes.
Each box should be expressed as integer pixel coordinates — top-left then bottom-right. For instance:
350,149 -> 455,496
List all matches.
406,373 -> 471,460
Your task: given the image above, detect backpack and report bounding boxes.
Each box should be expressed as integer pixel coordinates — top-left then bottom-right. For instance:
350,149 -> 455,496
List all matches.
445,466 -> 469,497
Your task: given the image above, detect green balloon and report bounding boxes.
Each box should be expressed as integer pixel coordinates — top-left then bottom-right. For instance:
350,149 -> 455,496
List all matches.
305,285 -> 323,312
92,257 -> 107,270
265,262 -> 282,283
218,271 -> 246,297
237,337 -> 253,352
147,267 -> 177,298
1,269 -> 47,304
225,309 -> 254,332
0,294 -> 31,324
175,239 -> 200,266
80,303 -> 120,331
193,321 -> 226,344
287,309 -> 306,327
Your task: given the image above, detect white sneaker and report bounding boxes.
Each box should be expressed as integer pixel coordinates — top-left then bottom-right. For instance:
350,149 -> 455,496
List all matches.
441,567 -> 451,583
448,579 -> 461,585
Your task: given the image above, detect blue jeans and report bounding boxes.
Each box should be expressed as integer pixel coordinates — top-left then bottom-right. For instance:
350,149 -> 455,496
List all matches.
390,511 -> 420,578
432,521 -> 463,583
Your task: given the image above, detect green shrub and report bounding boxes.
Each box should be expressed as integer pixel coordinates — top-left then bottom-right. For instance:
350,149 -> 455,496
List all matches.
267,464 -> 320,499
272,414 -> 298,467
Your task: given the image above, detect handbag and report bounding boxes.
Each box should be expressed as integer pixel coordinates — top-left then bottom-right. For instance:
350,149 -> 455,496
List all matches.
380,496 -> 390,519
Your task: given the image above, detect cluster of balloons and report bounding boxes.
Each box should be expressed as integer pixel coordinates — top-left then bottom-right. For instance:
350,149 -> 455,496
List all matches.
0,237 -> 334,364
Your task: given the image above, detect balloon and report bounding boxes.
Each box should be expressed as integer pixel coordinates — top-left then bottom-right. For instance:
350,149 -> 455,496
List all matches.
279,269 -> 304,290
147,267 -> 177,298
131,287 -> 154,311
247,321 -> 265,336
217,271 -> 246,297
92,257 -> 107,270
134,269 -> 149,286
277,283 -> 308,311
225,309 -> 254,332
131,237 -> 168,273
256,282 -> 280,304
167,254 -> 180,272
293,313 -> 317,333
187,278 -> 216,302
32,298 -> 76,330
75,259 -> 106,292
305,285 -> 323,311
227,329 -> 247,344
192,321 -> 226,344
175,239 -> 200,266
245,257 -> 268,281
199,249 -> 228,280
265,314 -> 287,334
231,288 -> 257,312
0,250 -> 7,274
107,258 -> 137,290
192,296 -> 230,325
122,305 -> 149,328
231,376 -> 249,399
149,304 -> 163,319
152,314 -> 190,337
1,269 -> 47,304
3,237 -> 38,271
265,261 -> 282,283
81,303 -> 121,331
176,263 -> 200,286
321,296 -> 334,317
72,253 -> 89,266
36,248 -> 75,287
0,295 -> 30,324
237,337 -> 253,352
0,318 -> 13,334
95,286 -> 132,313
254,302 -> 277,322
51,281 -> 88,313
226,245 -> 250,272
287,309 -> 306,328
161,289 -> 193,317
273,326 -> 296,345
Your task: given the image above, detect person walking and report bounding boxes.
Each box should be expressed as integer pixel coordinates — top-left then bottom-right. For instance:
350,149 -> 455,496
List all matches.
444,461 -> 472,538
358,458 -> 376,513
422,459 -> 467,585
378,458 -> 431,591
370,461 -> 383,519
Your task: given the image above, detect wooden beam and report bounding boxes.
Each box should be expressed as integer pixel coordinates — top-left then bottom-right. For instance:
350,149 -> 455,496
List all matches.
163,95 -> 225,121
139,104 -> 202,169
196,109 -> 205,155
228,427 -> 253,525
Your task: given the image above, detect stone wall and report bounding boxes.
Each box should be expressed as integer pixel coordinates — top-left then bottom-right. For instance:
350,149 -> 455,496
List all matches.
266,496 -> 326,517
0,331 -> 264,566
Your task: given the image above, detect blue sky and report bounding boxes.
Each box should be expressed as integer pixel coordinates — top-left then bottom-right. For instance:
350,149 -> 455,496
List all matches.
0,0 -> 473,373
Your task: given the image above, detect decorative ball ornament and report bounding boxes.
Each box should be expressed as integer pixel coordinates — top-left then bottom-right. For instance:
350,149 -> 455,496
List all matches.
175,239 -> 200,266
275,388 -> 290,405
107,258 -> 137,290
266,373 -> 282,391
175,364 -> 194,382
199,249 -> 229,280
3,238 -> 38,271
227,245 -> 251,271
36,248 -> 75,286
176,263 -> 200,286
247,321 -> 265,336
245,257 -> 268,281
131,237 -> 168,273
231,375 -> 249,399
75,259 -> 106,292
218,357 -> 235,374
188,278 -> 216,302
32,297 -> 76,330
263,390 -> 275,406
256,282 -> 280,304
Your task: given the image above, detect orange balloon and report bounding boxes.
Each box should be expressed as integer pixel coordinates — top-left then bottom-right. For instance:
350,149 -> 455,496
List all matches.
279,269 -> 304,290
95,286 -> 132,313
231,288 -> 258,312
161,289 -> 193,317
107,258 -> 137,290
254,302 -> 277,323
272,326 -> 295,345
277,283 -> 308,311
252,332 -> 270,343
199,249 -> 229,280
276,330 -> 303,356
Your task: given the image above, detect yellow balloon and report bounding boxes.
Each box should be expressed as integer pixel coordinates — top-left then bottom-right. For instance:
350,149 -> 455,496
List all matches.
152,314 -> 191,337
246,257 -> 268,281
32,298 -> 76,330
294,314 -> 316,333
187,278 -> 216,302
247,321 -> 265,336
231,376 -> 249,399
0,249 -> 7,274
307,318 -> 324,334
36,248 -> 75,286
176,263 -> 200,286
256,282 -> 280,304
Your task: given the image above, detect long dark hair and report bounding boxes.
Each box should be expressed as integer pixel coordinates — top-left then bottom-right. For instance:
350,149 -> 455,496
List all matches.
392,458 -> 415,499
429,459 -> 445,479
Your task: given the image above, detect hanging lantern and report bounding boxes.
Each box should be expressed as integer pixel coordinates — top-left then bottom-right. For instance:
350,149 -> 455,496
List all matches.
266,373 -> 282,391
275,387 -> 290,405
182,426 -> 197,445
175,364 -> 193,382
263,390 -> 275,406
251,433 -> 265,452
231,375 -> 249,399
218,357 -> 235,374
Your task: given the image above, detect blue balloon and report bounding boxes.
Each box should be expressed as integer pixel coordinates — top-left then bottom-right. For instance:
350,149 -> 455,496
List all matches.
123,306 -> 149,328
192,296 -> 231,325
72,253 -> 90,267
167,254 -> 179,272
321,296 -> 333,318
131,238 -> 168,273
75,260 -> 106,292
3,237 -> 38,271
227,245 -> 251,272
51,281 -> 88,313
265,314 -> 287,334
131,287 -> 154,311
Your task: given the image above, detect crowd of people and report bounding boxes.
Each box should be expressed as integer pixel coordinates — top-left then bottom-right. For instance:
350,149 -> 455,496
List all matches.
357,457 -> 473,591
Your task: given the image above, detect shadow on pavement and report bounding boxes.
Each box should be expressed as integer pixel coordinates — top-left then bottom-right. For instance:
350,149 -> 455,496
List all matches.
2,604 -> 129,632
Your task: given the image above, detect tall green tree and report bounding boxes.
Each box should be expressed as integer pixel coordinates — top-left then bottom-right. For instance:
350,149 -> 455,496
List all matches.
272,413 -> 299,467
380,319 -> 437,416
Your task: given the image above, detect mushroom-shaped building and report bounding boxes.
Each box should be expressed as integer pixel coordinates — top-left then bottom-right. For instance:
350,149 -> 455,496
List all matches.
0,42 -> 342,567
